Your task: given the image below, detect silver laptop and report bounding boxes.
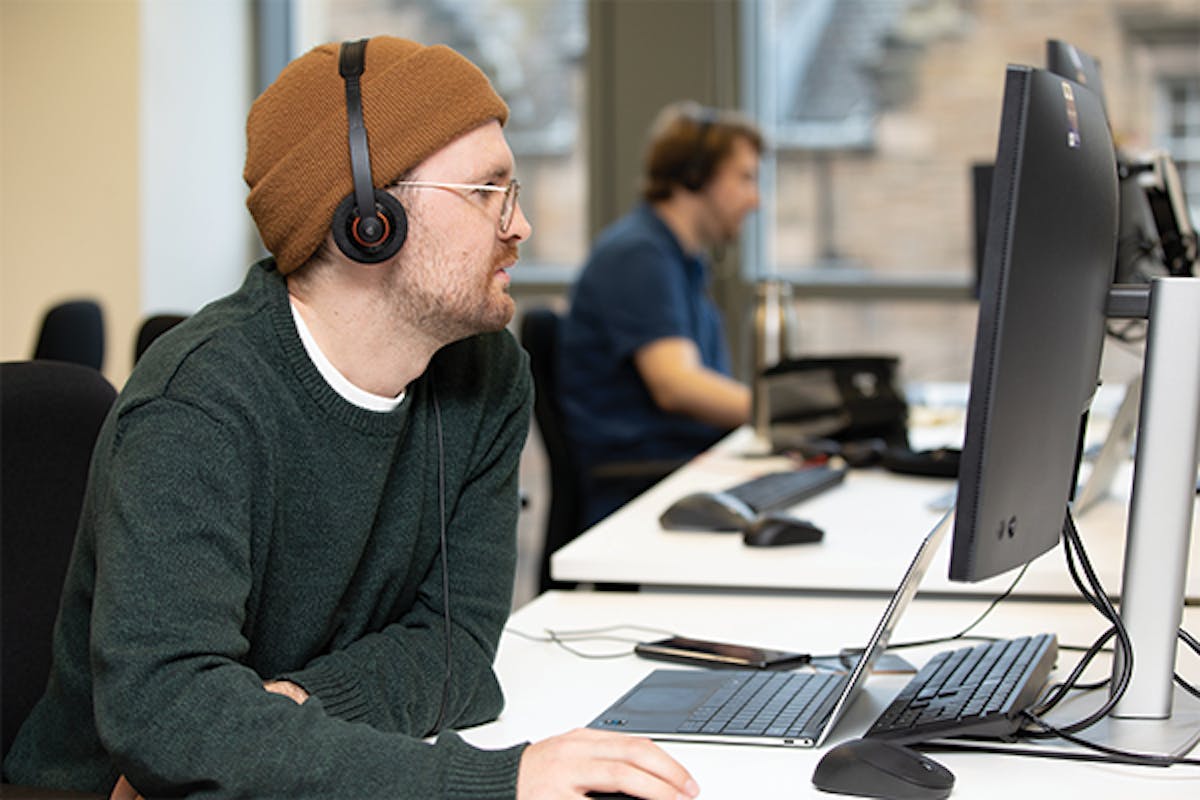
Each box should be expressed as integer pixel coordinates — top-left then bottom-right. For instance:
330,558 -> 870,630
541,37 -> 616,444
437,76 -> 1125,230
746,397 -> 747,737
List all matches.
588,510 -> 953,747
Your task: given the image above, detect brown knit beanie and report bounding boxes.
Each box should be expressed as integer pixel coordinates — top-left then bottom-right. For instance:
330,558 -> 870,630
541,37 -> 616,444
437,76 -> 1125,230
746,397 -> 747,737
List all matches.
244,36 -> 509,275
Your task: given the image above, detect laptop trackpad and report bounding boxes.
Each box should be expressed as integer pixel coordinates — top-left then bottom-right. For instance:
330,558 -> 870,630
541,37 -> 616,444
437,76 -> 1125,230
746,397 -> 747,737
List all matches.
619,686 -> 707,713
592,669 -> 738,730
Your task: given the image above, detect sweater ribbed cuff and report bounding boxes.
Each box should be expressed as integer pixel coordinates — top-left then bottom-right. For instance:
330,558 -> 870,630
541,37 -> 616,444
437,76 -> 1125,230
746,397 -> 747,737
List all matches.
440,732 -> 527,800
280,661 -> 372,723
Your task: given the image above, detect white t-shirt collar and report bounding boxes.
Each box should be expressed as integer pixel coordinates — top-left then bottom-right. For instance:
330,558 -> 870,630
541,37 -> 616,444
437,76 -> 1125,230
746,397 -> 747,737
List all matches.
289,300 -> 405,413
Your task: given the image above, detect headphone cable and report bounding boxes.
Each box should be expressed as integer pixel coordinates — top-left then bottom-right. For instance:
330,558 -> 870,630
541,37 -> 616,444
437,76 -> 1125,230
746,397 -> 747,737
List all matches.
431,380 -> 453,734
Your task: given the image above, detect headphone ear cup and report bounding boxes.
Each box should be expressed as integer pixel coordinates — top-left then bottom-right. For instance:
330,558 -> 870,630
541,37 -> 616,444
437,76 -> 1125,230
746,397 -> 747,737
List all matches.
681,162 -> 705,192
332,188 -> 408,263
680,115 -> 714,192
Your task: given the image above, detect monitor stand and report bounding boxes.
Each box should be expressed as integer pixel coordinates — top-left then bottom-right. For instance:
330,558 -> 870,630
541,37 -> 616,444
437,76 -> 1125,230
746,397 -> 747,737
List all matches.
1036,684 -> 1200,759
996,278 -> 1200,761
1109,277 -> 1200,724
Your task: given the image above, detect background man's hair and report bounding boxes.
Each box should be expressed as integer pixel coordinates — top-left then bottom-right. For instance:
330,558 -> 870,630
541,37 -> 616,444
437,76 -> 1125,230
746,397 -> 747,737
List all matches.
642,101 -> 764,203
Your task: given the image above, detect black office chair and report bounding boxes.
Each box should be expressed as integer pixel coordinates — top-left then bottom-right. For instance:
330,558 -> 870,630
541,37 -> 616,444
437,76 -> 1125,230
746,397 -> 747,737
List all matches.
32,299 -> 105,371
519,308 -> 682,594
520,309 -> 584,593
134,313 -> 187,363
0,360 -> 117,759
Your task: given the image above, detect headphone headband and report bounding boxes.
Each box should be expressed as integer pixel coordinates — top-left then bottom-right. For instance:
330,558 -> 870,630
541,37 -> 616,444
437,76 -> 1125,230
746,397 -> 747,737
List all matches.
682,109 -> 718,192
339,39 -> 384,244
332,38 -> 407,262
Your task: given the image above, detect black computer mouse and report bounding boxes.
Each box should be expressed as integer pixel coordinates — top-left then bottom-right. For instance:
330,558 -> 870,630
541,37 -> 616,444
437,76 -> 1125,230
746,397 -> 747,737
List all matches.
742,512 -> 824,546
812,737 -> 954,799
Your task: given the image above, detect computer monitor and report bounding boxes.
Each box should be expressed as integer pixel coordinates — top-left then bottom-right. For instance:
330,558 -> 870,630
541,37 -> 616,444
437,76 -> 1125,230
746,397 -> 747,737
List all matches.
1044,39 -> 1196,281
971,41 -> 1120,296
1044,39 -> 1153,285
1045,39 -> 1108,122
969,162 -> 993,299
949,64 -> 1118,583
950,63 -> 1200,739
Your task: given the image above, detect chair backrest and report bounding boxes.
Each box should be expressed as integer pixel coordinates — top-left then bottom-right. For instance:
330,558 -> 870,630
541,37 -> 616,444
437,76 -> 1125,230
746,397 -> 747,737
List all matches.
0,360 -> 116,759
519,308 -> 582,593
32,299 -> 105,371
134,313 -> 187,363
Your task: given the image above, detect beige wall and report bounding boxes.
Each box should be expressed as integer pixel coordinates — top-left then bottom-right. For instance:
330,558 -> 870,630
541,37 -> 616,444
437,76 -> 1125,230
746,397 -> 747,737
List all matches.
1,0 -> 141,385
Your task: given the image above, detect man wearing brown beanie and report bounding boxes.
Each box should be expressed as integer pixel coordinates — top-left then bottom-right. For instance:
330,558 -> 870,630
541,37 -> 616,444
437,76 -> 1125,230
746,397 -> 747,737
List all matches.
3,37 -> 697,800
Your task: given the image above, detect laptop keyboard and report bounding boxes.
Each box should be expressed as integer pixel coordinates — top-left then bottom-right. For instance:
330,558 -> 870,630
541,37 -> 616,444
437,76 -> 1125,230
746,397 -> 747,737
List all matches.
675,670 -> 846,738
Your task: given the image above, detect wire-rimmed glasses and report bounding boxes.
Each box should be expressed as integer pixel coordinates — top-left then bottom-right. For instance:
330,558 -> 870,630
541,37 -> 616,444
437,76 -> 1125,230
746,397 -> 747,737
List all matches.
391,179 -> 521,232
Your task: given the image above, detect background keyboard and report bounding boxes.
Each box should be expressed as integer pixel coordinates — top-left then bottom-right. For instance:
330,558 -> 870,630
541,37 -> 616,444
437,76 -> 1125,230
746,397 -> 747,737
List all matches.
659,466 -> 846,530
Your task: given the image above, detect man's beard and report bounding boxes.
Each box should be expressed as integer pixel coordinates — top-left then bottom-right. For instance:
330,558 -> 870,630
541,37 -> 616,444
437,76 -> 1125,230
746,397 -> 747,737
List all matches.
389,242 -> 519,344
698,195 -> 741,250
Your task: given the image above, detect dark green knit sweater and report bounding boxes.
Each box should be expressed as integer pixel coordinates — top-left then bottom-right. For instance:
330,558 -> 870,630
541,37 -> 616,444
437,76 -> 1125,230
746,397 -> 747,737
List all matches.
4,260 -> 532,798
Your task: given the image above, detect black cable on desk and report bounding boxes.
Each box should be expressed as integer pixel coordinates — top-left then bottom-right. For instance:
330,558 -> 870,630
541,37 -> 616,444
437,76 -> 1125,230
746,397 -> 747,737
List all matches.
921,733 -> 1200,769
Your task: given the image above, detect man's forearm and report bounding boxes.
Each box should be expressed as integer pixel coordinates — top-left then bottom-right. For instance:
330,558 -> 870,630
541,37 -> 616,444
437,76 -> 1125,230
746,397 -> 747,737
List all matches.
660,368 -> 750,428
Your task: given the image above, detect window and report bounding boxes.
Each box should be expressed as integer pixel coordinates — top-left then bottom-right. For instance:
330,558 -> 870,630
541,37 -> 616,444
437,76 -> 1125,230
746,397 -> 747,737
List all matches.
747,0 -> 979,287
746,0 -> 1195,381
745,0 -> 982,380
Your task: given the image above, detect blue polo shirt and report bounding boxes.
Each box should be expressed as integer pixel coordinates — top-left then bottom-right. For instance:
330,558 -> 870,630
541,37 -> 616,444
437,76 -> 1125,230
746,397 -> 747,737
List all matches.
558,205 -> 732,519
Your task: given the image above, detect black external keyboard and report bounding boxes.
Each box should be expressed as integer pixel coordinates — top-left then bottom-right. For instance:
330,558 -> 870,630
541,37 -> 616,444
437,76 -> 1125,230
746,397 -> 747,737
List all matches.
659,465 -> 846,531
865,633 -> 1057,745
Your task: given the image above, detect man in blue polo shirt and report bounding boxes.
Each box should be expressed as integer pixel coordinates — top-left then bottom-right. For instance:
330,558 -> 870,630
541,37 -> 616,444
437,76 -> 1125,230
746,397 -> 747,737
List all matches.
559,102 -> 763,527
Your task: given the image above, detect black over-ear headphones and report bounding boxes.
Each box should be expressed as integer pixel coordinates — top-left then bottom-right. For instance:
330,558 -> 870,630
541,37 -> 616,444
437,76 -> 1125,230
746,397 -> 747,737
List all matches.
332,39 -> 408,263
680,108 -> 718,192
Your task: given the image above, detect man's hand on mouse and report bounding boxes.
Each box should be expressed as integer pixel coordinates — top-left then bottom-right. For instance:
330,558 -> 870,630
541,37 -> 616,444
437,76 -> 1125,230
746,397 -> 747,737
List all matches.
516,728 -> 700,800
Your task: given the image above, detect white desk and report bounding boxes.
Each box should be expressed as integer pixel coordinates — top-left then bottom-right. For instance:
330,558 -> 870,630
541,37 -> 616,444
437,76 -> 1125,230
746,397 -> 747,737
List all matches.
552,427 -> 1200,601
463,590 -> 1200,799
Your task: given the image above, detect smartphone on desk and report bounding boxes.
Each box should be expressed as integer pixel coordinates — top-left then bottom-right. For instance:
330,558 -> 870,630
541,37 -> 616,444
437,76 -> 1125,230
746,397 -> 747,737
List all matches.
634,636 -> 810,670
